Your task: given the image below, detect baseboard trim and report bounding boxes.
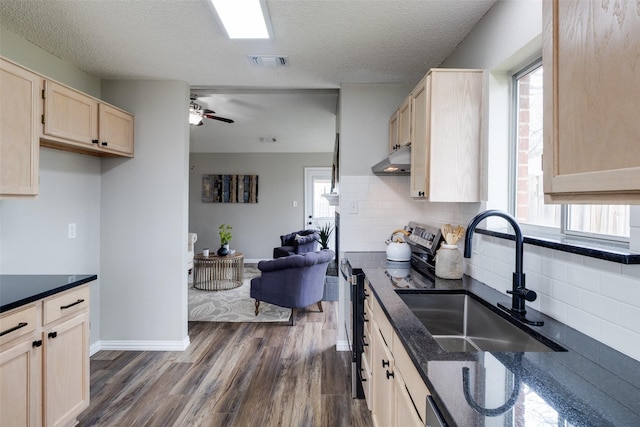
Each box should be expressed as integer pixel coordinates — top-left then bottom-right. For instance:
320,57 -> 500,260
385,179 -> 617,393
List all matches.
336,339 -> 350,352
90,336 -> 190,354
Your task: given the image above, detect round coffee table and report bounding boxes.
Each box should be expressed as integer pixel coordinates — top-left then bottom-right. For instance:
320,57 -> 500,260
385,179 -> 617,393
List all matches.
193,252 -> 244,291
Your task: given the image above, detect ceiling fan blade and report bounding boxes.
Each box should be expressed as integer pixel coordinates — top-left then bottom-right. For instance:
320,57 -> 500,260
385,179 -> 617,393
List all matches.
202,108 -> 216,114
203,113 -> 235,124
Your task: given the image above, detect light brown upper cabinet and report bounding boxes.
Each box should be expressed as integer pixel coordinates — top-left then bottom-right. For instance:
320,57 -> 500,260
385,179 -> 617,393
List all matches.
389,109 -> 399,153
397,95 -> 411,148
410,69 -> 483,201
42,80 -> 134,157
98,103 -> 134,156
389,96 -> 411,153
543,0 -> 640,203
0,58 -> 41,198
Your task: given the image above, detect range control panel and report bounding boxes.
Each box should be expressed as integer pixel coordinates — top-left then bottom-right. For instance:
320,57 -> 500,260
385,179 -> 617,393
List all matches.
407,222 -> 442,258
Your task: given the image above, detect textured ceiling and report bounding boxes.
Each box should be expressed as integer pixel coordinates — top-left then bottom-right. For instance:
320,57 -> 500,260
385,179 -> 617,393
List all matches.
0,0 -> 496,152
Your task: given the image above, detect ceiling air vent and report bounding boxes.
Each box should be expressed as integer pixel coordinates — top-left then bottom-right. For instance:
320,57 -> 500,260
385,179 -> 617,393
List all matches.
248,55 -> 289,67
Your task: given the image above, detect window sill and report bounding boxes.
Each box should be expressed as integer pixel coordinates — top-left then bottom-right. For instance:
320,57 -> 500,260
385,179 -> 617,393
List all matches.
475,228 -> 640,265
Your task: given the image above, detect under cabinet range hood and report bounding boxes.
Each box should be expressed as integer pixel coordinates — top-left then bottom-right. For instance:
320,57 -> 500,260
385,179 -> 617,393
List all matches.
371,145 -> 411,175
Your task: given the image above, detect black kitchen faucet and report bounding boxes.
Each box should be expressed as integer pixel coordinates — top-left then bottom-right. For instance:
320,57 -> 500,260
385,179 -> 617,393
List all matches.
464,210 -> 543,326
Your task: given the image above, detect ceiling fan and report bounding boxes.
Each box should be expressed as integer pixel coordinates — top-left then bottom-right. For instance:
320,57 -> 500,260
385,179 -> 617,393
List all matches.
189,95 -> 234,126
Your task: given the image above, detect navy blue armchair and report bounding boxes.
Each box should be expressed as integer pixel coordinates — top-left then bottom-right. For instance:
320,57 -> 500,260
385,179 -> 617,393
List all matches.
273,229 -> 319,258
250,249 -> 335,325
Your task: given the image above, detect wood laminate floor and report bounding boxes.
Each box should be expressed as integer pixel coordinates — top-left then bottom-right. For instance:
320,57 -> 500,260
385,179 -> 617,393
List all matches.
78,302 -> 373,427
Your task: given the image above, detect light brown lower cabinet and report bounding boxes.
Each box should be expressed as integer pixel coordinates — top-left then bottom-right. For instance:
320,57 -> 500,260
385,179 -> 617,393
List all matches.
0,285 -> 90,427
0,58 -> 41,199
371,322 -> 395,427
365,288 -> 430,427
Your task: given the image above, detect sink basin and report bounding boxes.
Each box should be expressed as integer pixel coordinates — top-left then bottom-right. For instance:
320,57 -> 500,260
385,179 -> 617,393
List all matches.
396,292 -> 566,352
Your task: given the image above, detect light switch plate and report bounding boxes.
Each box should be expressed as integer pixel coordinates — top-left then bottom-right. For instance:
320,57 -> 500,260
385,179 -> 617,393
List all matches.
68,223 -> 77,239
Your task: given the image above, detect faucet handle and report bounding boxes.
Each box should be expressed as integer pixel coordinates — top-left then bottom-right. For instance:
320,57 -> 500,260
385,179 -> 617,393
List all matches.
507,288 -> 537,302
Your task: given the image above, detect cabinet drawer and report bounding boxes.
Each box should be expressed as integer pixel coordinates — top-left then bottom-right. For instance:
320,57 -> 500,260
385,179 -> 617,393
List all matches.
0,304 -> 38,346
393,331 -> 430,422
44,285 -> 89,325
361,352 -> 372,410
364,280 -> 372,312
371,294 -> 393,344
362,307 -> 373,365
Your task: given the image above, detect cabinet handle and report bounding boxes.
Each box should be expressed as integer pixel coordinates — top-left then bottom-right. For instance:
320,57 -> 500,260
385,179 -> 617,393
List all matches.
382,359 -> 390,368
48,331 -> 58,339
360,368 -> 367,381
418,191 -> 425,197
92,139 -> 99,144
101,141 -> 108,146
60,299 -> 85,310
363,291 -> 369,298
0,322 -> 28,337
386,370 -> 395,379
32,340 -> 43,348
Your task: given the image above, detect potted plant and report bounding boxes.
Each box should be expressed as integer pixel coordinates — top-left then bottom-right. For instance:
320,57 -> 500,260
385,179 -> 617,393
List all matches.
316,223 -> 334,250
217,224 -> 232,256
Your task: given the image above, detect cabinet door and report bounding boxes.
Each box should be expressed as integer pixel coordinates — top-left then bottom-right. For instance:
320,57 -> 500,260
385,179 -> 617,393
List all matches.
389,110 -> 399,153
0,338 -> 42,427
428,70 -> 482,202
410,75 -> 429,198
395,375 -> 424,427
371,324 -> 394,427
43,312 -> 89,427
543,0 -> 640,203
43,80 -> 98,146
0,59 -> 40,198
397,95 -> 411,147
410,70 -> 483,201
98,103 -> 134,156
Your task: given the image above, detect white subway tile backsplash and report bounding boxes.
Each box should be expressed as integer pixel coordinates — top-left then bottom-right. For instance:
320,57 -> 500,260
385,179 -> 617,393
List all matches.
599,273 -> 640,304
542,257 -> 567,282
618,303 -> 640,334
551,280 -> 581,306
340,174 -> 640,362
600,321 -> 640,361
565,305 -> 601,339
581,291 -> 619,322
539,293 -> 567,324
583,256 -> 622,274
526,272 -> 552,296
565,263 -> 600,293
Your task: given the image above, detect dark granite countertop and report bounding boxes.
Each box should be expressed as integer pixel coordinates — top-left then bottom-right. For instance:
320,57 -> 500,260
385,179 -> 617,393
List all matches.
344,252 -> 640,427
0,274 -> 98,313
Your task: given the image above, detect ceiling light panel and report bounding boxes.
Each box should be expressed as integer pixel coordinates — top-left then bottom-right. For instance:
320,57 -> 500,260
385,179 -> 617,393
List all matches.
211,0 -> 271,39
248,55 -> 289,67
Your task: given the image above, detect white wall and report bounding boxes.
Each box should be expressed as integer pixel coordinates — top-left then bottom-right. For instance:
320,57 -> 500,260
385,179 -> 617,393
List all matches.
189,152 -> 332,261
0,148 -> 102,344
1,28 -> 192,351
99,80 -> 190,349
337,0 -> 640,362
441,0 -> 640,362
0,27 -> 103,345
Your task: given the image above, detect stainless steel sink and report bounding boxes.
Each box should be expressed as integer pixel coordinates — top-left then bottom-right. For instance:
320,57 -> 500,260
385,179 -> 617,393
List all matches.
396,292 -> 565,352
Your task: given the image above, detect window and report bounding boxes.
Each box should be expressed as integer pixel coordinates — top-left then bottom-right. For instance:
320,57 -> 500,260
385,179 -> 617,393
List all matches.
512,60 -> 630,242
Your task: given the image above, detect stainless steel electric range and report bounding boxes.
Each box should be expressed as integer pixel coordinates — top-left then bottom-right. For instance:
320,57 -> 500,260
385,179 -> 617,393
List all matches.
341,222 -> 443,398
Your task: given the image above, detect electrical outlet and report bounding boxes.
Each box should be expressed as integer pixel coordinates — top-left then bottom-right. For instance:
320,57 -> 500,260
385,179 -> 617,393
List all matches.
292,200 -> 298,207
68,223 -> 77,239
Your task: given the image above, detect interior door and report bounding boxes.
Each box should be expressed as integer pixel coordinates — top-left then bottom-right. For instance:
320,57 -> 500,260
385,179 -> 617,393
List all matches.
304,167 -> 335,251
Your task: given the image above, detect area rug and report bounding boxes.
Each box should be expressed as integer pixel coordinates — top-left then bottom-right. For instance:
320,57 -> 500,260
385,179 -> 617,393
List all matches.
188,265 -> 291,322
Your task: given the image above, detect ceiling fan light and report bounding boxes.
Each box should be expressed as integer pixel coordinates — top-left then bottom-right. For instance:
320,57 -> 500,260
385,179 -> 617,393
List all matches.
189,111 -> 203,125
211,0 -> 270,39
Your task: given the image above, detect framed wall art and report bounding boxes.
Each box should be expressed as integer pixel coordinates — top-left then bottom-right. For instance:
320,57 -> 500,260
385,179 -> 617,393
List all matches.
202,174 -> 259,203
